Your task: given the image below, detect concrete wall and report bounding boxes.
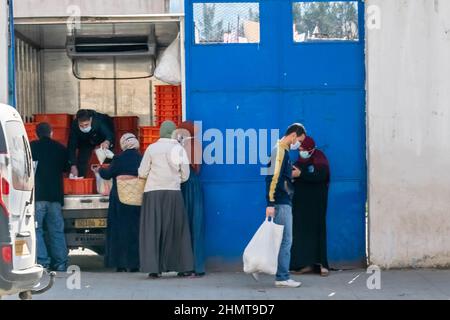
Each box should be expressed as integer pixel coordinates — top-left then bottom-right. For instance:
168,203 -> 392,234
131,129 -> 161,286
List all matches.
0,0 -> 9,104
367,0 -> 450,268
14,0 -> 167,17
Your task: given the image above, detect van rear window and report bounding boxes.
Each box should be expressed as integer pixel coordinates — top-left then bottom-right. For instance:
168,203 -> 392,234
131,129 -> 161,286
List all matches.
5,121 -> 33,191
0,123 -> 6,153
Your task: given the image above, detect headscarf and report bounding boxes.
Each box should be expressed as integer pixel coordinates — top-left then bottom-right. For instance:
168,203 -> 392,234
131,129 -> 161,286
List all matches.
120,133 -> 139,151
176,121 -> 202,173
295,136 -> 330,182
160,120 -> 176,139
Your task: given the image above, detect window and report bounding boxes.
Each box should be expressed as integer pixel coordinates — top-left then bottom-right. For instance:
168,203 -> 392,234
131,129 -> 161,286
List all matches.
193,2 -> 260,44
293,1 -> 359,42
0,123 -> 6,154
5,121 -> 33,191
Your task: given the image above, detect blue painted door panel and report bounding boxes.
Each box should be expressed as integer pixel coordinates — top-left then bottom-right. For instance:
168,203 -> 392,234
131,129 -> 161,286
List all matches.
185,0 -> 366,267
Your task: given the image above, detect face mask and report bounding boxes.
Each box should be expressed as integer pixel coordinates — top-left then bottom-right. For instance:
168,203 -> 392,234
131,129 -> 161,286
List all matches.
299,150 -> 311,159
80,126 -> 92,134
290,141 -> 301,150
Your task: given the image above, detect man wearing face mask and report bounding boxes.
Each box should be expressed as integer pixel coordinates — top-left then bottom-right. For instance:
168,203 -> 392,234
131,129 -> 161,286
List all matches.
68,109 -> 115,177
265,123 -> 306,288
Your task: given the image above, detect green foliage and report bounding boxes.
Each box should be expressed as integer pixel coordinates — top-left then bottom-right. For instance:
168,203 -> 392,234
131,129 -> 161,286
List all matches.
198,3 -> 225,43
294,2 -> 358,40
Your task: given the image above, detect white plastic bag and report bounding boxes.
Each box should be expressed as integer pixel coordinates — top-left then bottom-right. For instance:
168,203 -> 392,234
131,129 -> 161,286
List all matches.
243,218 -> 284,276
154,33 -> 181,85
92,166 -> 112,196
95,147 -> 114,165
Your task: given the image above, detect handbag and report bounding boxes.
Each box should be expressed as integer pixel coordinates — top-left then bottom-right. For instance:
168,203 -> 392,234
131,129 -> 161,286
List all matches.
116,175 -> 146,206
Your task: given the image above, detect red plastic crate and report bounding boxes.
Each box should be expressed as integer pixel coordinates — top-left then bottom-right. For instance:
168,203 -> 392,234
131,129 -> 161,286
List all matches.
64,178 -> 95,195
139,126 -> 160,137
24,123 -> 38,141
155,85 -> 181,94
155,105 -> 182,115
155,109 -> 182,117
34,114 -> 73,128
139,136 -> 159,145
155,116 -> 182,126
155,94 -> 181,102
112,116 -> 139,131
155,96 -> 182,104
52,128 -> 70,146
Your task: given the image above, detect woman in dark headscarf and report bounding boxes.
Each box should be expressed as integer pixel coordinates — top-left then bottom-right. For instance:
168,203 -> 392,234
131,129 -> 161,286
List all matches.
97,133 -> 142,272
290,136 -> 331,276
176,121 -> 205,277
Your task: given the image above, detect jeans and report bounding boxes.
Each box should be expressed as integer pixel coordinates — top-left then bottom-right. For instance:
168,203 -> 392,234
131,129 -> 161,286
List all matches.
274,204 -> 293,281
35,201 -> 68,271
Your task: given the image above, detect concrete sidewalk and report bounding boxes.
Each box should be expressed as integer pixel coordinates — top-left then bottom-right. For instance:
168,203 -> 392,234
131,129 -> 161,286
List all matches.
3,251 -> 450,300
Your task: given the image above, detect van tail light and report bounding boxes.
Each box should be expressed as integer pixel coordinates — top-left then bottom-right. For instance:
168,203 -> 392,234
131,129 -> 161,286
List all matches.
0,177 -> 9,217
1,178 -> 9,195
1,245 -> 12,264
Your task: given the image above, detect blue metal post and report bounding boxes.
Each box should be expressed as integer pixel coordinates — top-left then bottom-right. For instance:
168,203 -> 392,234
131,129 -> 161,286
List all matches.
7,0 -> 16,107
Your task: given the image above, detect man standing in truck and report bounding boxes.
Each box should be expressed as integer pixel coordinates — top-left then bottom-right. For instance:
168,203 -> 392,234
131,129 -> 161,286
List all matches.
68,109 -> 115,177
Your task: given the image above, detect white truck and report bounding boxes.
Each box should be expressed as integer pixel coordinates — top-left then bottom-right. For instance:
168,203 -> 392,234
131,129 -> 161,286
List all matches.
12,12 -> 185,255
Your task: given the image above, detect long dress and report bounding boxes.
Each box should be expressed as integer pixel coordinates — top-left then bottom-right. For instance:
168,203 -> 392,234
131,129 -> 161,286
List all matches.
290,150 -> 330,271
99,149 -> 142,270
181,166 -> 205,274
138,138 -> 194,274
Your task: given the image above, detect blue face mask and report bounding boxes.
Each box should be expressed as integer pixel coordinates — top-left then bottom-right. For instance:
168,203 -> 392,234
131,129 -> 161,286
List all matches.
299,150 -> 311,159
80,126 -> 92,134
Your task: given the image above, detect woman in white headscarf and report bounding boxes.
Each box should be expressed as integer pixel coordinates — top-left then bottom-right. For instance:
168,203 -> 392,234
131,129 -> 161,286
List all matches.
96,133 -> 143,272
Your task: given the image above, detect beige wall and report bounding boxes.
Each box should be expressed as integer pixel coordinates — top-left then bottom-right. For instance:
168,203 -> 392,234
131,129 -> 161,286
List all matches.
367,0 -> 450,268
14,0 -> 167,17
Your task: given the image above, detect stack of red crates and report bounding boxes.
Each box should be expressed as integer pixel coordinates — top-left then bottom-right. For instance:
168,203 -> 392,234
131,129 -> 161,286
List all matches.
139,126 -> 160,154
33,113 -> 73,146
112,116 -> 139,154
155,85 -> 182,126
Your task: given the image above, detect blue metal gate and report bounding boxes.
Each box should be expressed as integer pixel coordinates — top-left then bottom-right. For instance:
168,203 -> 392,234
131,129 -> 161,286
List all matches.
185,0 -> 366,268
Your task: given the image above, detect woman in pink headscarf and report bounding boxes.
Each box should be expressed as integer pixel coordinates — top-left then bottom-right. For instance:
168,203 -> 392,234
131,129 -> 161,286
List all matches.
290,136 -> 331,277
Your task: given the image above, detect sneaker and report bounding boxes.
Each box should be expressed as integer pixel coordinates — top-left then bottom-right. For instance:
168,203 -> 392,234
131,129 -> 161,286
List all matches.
275,279 -> 302,288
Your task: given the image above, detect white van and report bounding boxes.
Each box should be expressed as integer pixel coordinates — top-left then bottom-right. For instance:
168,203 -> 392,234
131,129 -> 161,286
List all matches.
0,103 -> 44,298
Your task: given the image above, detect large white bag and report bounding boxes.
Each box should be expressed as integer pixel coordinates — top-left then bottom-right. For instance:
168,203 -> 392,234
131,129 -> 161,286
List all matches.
154,33 -> 181,85
243,218 -> 284,276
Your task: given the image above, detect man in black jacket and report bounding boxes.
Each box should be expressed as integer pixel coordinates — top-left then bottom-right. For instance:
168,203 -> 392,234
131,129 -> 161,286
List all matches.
68,109 -> 115,177
31,122 -> 69,271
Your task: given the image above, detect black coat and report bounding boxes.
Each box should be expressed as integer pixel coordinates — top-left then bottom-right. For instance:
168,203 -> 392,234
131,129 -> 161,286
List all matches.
31,137 -> 69,205
99,149 -> 143,269
68,110 -> 115,167
290,156 -> 330,271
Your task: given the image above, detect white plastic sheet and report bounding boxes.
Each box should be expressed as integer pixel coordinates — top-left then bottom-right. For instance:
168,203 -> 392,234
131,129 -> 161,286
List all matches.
243,218 -> 284,277
154,33 -> 181,85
